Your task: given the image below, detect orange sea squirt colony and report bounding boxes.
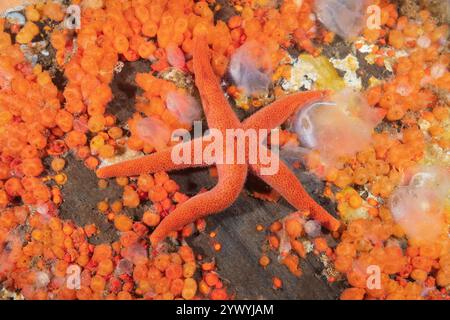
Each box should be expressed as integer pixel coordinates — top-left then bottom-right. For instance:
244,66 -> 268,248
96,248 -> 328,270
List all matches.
0,0 -> 448,300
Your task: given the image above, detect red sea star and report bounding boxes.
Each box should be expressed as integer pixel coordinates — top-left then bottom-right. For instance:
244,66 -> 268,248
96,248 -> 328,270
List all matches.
97,35 -> 341,245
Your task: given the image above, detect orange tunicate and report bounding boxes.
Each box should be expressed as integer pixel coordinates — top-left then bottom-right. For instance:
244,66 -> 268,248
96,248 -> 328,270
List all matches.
117,291 -> 132,300
154,253 -> 171,272
51,158 -> 66,172
90,275 -> 106,293
149,185 -> 168,203
180,262 -> 195,279
340,288 -> 365,300
284,218 -> 303,239
174,17 -> 188,34
97,200 -> 108,213
43,2 -> 65,21
88,114 -> 106,133
163,179 -> 179,194
314,237 -> 329,253
259,255 -> 271,268
334,255 -> 353,273
138,41 -> 157,59
388,30 -> 404,49
123,186 -> 140,208
134,4 -> 150,23
142,21 -> 158,37
272,277 -> 282,290
165,263 -> 183,280
20,146 -> 38,159
0,162 -> 10,180
97,259 -> 114,277
114,34 -> 130,54
182,278 -> 197,300
137,174 -> 155,192
84,223 -> 97,237
116,177 -> 129,187
80,55 -> 99,77
56,110 -> 74,133
108,127 -> 123,140
98,144 -> 115,159
178,246 -> 195,263
282,254 -> 302,277
291,239 -> 306,258
0,190 -> 9,208
228,16 -> 242,29
114,214 -> 133,232
336,241 -> 356,257
85,156 -> 99,170
142,211 -> 160,227
5,177 -> 24,197
170,278 -> 184,296
154,172 -> 169,186
110,200 -> 123,214
21,158 -> 44,177
65,131 -> 87,149
92,244 -> 112,263
210,288 -> 228,300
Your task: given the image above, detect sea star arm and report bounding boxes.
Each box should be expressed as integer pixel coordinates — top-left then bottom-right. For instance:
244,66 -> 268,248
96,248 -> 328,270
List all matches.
96,137 -> 212,178
249,148 -> 340,232
243,91 -> 328,131
150,163 -> 248,245
193,35 -> 241,130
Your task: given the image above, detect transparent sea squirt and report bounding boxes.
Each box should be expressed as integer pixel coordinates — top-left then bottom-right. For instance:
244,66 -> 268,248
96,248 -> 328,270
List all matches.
291,89 -> 385,171
166,90 -> 202,127
389,166 -> 449,245
166,43 -> 186,69
136,117 -> 172,151
229,40 -> 273,96
314,0 -> 369,40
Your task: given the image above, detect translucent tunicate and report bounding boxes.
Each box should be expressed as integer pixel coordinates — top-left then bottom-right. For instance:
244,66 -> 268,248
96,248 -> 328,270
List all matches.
315,0 -> 369,40
417,35 -> 431,49
121,242 -> 148,265
229,40 -> 273,96
396,84 -> 413,97
5,11 -> 25,25
166,43 -> 186,69
277,228 -> 292,258
115,259 -> 133,276
304,220 -> 321,237
291,89 -> 385,171
293,101 -> 333,149
430,64 -> 446,80
0,233 -> 23,275
136,117 -> 172,151
389,166 -> 449,244
166,91 -> 202,127
35,271 -> 50,288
